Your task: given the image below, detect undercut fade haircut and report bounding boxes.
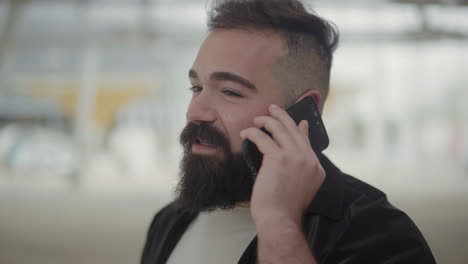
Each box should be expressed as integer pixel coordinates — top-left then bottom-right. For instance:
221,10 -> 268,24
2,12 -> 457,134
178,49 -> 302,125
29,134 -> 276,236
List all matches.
207,0 -> 339,109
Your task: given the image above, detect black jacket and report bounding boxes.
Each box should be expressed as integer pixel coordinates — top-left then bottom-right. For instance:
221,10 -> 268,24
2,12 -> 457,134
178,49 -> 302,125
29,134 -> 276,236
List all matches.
141,155 -> 436,263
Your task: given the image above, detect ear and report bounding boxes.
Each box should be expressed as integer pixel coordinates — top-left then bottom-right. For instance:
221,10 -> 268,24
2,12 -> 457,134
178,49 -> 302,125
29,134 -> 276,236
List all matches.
294,90 -> 323,111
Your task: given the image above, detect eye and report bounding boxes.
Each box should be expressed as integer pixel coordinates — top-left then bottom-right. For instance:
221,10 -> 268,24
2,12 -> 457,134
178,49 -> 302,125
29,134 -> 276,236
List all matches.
222,89 -> 242,98
189,86 -> 202,93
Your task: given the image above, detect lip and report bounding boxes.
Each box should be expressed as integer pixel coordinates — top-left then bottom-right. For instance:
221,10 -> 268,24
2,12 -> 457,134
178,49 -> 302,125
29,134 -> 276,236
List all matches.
192,142 -> 219,154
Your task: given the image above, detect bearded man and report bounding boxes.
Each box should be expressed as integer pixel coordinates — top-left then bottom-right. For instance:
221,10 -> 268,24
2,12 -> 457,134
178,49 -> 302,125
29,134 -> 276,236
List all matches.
141,0 -> 436,263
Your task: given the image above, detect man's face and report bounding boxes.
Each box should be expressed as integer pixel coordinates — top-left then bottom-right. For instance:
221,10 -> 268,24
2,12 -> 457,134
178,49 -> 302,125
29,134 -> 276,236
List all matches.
176,29 -> 286,212
187,29 -> 285,153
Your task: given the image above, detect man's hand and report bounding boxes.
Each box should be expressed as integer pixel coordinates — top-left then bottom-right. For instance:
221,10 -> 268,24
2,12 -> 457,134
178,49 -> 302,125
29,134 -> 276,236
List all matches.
240,104 -> 325,263
240,104 -> 326,226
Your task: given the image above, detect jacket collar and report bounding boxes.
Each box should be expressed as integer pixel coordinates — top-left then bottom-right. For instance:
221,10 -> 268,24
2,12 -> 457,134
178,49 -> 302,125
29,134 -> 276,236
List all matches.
304,154 -> 345,221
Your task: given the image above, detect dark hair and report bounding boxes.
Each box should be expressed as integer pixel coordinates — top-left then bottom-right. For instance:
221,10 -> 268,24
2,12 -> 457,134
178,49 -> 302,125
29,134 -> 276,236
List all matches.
207,0 -> 339,107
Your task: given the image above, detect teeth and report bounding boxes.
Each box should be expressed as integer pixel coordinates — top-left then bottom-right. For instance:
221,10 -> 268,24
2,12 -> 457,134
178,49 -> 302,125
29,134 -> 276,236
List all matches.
198,139 -> 212,145
195,137 -> 213,146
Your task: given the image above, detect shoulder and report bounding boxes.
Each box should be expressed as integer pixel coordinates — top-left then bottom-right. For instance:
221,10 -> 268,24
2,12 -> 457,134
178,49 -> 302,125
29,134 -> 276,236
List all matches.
339,172 -> 422,240
307,156 -> 435,263
312,154 -> 411,221
339,172 -> 416,239
333,173 -> 435,263
340,172 -> 397,220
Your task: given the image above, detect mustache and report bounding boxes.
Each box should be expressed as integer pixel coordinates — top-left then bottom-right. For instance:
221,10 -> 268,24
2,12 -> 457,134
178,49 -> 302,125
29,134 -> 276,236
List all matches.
179,122 -> 231,152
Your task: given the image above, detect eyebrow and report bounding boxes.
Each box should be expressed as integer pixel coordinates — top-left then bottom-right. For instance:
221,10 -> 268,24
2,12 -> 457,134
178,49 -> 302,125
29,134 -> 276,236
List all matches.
189,69 -> 257,92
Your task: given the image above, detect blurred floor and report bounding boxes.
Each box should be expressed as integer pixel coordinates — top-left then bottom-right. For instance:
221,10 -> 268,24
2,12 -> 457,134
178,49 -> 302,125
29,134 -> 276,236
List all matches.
0,178 -> 467,264
0,187 -> 173,264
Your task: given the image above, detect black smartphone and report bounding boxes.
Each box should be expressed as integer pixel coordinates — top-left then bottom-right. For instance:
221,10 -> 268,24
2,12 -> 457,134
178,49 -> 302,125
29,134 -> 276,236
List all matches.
242,96 -> 329,177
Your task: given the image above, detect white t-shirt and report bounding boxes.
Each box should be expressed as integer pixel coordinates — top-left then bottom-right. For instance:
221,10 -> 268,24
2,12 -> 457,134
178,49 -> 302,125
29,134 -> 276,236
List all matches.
166,207 -> 257,264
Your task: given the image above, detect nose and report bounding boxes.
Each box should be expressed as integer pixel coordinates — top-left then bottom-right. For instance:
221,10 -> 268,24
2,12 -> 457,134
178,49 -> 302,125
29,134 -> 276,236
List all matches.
186,92 -> 216,125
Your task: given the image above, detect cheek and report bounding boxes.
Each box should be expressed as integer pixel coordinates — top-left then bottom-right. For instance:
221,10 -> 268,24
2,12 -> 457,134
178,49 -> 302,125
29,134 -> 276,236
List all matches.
224,109 -> 270,153
224,119 -> 252,153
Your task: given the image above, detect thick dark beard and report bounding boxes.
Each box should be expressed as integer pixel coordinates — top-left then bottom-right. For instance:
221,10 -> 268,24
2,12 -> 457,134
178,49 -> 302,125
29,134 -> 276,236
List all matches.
176,122 -> 254,213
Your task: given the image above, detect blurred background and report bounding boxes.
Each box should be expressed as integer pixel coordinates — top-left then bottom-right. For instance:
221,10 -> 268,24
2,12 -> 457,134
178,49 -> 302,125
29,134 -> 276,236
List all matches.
0,0 -> 467,263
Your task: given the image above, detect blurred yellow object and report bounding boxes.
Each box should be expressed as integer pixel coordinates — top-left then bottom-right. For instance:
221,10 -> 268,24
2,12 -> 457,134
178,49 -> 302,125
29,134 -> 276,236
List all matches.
28,79 -> 154,129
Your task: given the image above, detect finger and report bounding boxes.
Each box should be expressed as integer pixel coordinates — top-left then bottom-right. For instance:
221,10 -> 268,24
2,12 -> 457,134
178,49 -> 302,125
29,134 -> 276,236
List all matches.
299,120 -> 309,138
298,120 -> 311,146
269,104 -> 309,146
298,120 -> 320,158
253,116 -> 295,149
240,127 -> 280,154
269,104 -> 297,129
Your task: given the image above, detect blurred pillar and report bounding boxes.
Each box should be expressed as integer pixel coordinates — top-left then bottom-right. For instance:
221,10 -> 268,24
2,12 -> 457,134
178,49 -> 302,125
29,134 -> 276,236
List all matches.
464,88 -> 468,174
416,3 -> 430,32
139,0 -> 154,37
0,0 -> 26,94
73,0 -> 99,189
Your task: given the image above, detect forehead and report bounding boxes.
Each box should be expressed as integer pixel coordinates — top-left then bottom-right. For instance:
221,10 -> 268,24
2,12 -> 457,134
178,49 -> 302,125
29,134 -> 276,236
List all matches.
191,29 -> 285,91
